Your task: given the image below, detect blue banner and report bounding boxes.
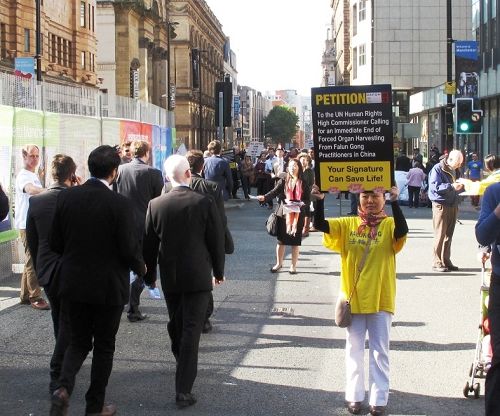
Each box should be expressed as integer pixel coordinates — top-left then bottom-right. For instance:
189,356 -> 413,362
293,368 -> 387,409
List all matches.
455,41 -> 479,98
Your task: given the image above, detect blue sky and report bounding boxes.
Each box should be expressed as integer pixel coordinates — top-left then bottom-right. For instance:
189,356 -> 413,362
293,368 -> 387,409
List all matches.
204,0 -> 332,97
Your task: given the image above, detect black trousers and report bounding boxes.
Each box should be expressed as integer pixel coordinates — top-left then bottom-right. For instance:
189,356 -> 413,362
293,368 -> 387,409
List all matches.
205,292 -> 214,322
44,284 -> 71,393
128,272 -> 145,314
58,301 -> 123,414
408,186 -> 421,207
487,273 -> 500,415
166,291 -> 210,394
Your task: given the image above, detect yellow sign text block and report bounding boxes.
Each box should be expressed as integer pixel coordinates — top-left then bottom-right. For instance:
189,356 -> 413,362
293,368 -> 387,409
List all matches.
319,161 -> 392,192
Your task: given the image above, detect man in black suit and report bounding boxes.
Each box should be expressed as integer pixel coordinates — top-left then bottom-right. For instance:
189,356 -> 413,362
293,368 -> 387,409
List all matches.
116,140 -> 163,322
143,154 -> 225,409
49,145 -> 146,416
187,149 -> 233,332
26,154 -> 80,394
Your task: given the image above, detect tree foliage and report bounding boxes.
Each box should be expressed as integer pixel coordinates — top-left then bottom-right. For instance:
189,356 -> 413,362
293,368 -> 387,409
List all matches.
264,106 -> 299,144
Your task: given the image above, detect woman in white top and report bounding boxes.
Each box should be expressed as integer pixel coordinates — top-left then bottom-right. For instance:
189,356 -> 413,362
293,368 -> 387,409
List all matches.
406,161 -> 426,208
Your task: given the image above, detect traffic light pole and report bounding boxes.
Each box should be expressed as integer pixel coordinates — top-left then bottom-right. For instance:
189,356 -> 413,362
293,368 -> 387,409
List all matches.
445,0 -> 454,151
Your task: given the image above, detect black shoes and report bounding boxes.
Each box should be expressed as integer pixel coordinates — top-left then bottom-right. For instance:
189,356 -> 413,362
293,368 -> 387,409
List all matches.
346,402 -> 386,415
346,401 -> 362,414
127,311 -> 148,322
50,387 -> 69,416
202,320 -> 213,334
369,405 -> 386,416
176,392 -> 197,409
446,264 -> 459,271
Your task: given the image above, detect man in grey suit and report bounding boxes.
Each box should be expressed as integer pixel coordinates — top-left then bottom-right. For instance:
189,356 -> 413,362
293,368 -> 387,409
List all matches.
143,154 -> 225,409
116,140 -> 163,321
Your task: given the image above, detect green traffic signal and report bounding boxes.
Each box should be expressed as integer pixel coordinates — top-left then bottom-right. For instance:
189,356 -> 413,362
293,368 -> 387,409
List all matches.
459,122 -> 470,132
455,98 -> 482,134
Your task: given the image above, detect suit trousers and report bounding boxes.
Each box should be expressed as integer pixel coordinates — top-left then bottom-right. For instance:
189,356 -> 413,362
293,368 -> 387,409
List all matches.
205,292 -> 214,322
345,311 -> 392,406
486,273 -> 500,415
58,301 -> 123,414
432,203 -> 458,268
19,230 -> 42,301
128,271 -> 145,314
166,291 -> 210,394
44,284 -> 71,393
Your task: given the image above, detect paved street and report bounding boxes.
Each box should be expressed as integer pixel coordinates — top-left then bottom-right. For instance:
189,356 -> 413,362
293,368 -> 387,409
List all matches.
0,195 -> 487,415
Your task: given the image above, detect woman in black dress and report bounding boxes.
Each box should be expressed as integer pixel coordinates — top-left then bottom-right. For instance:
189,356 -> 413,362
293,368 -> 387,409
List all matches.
257,158 -> 311,274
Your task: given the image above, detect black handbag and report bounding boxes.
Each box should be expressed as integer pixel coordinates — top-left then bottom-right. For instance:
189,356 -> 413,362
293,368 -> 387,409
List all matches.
266,211 -> 278,236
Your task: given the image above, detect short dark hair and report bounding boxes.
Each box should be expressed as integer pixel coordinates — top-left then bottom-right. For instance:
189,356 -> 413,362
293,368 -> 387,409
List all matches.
186,149 -> 204,173
51,154 -> 76,183
88,145 -> 121,179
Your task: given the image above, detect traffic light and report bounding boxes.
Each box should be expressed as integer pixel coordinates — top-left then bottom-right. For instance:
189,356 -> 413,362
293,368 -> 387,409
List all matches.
215,81 -> 233,127
455,98 -> 483,134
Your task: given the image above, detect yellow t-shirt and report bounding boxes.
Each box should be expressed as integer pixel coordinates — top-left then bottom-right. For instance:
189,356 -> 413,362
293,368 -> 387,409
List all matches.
323,217 -> 406,314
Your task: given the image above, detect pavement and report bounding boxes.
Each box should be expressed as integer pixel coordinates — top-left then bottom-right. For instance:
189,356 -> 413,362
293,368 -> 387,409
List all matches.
0,194 -> 488,415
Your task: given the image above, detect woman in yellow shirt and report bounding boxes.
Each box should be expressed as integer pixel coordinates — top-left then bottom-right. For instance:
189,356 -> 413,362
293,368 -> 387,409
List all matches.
312,186 -> 408,416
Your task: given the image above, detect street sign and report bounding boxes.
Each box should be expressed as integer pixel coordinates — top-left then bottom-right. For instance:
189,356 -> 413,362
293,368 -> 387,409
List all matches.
444,81 -> 456,95
234,95 -> 240,117
311,84 -> 394,192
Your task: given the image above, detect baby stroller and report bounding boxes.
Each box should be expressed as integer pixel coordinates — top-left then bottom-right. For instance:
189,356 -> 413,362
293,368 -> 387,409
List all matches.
463,259 -> 492,398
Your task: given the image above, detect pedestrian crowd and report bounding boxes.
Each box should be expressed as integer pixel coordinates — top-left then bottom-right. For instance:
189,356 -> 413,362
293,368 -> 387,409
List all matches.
3,139 -> 500,416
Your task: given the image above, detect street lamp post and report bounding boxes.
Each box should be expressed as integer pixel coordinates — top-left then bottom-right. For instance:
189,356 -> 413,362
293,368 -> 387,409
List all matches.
35,0 -> 42,81
166,21 -> 178,111
197,49 -> 208,149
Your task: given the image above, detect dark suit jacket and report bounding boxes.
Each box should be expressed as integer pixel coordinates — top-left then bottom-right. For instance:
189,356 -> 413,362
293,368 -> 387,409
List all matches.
49,179 -> 146,305
116,158 -> 163,235
26,184 -> 66,287
163,173 -> 234,253
143,186 -> 225,294
0,184 -> 8,220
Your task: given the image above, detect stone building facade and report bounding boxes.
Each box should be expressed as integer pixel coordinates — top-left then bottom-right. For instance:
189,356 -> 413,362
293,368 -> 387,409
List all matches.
0,0 -> 98,85
169,0 -> 225,150
96,0 -> 169,104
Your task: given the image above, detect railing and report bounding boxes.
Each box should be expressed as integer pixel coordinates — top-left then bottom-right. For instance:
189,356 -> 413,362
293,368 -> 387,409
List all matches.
0,71 -> 172,126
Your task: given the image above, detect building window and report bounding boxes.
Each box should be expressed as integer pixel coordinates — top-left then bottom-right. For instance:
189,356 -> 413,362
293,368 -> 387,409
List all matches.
359,44 -> 366,66
80,1 -> 86,27
57,36 -> 62,64
63,39 -> 68,67
1,23 -> 6,59
353,3 -> 358,36
353,47 -> 358,79
24,28 -> 30,52
92,6 -> 95,32
359,0 -> 366,21
81,51 -> 86,69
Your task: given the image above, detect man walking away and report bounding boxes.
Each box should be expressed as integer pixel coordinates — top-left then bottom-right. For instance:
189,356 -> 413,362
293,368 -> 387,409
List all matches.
203,140 -> 233,200
116,140 -> 163,322
49,145 -> 146,416
143,154 -> 225,409
26,154 -> 80,394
